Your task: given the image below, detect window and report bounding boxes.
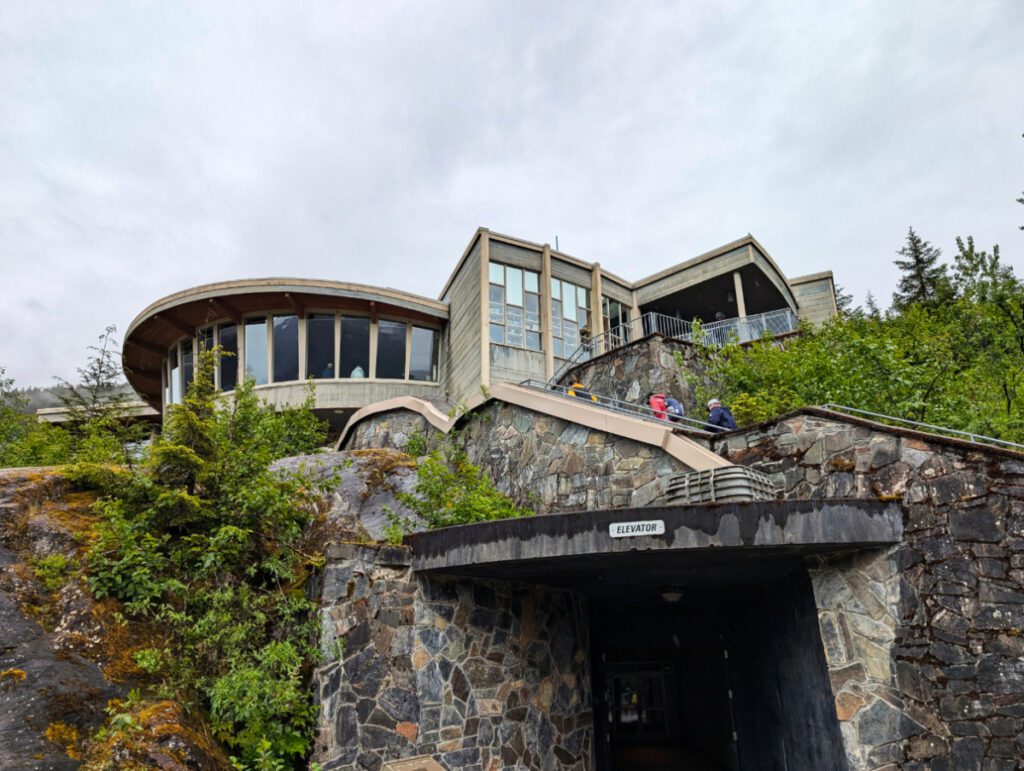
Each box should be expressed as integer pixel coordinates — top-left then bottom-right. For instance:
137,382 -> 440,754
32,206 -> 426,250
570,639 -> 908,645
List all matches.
409,326 -> 439,381
376,319 -> 407,379
199,326 -> 214,354
489,263 -> 541,350
272,314 -> 299,382
602,297 -> 630,347
219,324 -> 238,391
198,327 -> 215,384
552,278 -> 590,358
245,318 -> 268,385
340,316 -> 370,378
168,347 -> 181,405
182,339 -> 195,392
307,314 -> 335,379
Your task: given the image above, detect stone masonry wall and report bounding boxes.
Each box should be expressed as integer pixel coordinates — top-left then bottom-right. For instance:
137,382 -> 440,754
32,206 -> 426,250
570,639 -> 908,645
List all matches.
313,543 -> 593,771
714,412 -> 1024,771
559,336 -> 704,415
458,401 -> 687,513
345,402 -> 688,514
345,411 -> 442,453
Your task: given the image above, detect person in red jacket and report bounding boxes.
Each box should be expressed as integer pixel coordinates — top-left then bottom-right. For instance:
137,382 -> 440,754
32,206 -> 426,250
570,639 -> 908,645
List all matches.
648,392 -> 668,420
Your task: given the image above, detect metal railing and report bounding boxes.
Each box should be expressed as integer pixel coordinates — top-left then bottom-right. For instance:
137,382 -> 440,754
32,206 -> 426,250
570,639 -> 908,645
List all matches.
518,379 -> 717,433
821,404 -> 1024,451
552,307 -> 800,383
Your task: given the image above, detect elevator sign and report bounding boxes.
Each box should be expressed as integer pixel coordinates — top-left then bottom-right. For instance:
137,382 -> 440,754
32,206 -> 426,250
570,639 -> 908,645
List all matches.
608,519 -> 665,538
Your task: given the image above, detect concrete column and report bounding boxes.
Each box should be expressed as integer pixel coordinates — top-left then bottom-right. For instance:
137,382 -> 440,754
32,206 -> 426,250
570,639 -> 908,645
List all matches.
590,263 -> 604,353
630,288 -> 641,340
541,244 -> 554,380
733,271 -> 747,318
479,230 -> 491,389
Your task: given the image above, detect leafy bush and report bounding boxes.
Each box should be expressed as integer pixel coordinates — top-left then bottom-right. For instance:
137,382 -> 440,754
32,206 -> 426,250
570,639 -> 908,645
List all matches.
399,443 -> 531,528
80,348 -> 329,768
686,241 -> 1024,442
32,553 -> 73,592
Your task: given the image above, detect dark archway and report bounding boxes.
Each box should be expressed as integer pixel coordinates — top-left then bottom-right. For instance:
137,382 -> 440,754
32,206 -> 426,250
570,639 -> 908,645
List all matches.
589,566 -> 847,771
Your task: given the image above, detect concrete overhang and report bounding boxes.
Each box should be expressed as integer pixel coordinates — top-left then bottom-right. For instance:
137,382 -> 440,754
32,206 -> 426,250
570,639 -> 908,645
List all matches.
408,499 -> 901,596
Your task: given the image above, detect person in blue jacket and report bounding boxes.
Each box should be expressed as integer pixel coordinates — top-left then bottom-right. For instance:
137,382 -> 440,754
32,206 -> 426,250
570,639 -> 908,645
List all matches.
706,398 -> 737,432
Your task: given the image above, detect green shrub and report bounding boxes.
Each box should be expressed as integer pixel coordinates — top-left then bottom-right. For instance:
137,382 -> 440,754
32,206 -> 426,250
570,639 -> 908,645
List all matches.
80,348 -> 328,768
32,553 -> 72,592
399,444 -> 531,528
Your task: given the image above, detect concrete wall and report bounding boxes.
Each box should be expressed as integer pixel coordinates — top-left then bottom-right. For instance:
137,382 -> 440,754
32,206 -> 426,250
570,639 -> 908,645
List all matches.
312,544 -> 593,771
598,277 -> 632,306
489,240 -> 542,272
488,345 -> 546,385
442,241 -> 483,404
792,273 -> 839,325
635,246 -> 750,306
549,256 -> 593,288
712,412 -> 1024,770
253,380 -> 443,411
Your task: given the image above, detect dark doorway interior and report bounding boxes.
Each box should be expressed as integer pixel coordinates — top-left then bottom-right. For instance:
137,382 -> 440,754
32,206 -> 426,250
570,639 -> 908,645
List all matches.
589,567 -> 847,771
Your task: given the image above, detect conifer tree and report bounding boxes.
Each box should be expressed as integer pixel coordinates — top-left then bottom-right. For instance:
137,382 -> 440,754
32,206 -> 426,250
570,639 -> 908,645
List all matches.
891,227 -> 948,310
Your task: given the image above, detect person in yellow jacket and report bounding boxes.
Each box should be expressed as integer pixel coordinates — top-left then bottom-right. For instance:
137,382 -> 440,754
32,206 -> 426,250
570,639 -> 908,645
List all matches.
567,381 -> 598,403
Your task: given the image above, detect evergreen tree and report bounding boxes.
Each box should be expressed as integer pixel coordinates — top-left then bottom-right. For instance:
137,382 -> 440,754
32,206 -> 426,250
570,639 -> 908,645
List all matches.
53,325 -> 128,424
864,292 -> 882,320
834,284 -> 855,315
892,227 -> 949,310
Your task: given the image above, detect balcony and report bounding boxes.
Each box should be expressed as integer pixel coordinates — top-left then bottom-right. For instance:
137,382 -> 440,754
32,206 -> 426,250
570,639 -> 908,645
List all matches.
554,308 -> 799,382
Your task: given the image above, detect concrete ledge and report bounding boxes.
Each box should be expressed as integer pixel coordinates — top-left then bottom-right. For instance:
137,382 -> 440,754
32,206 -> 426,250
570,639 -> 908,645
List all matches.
408,499 -> 901,592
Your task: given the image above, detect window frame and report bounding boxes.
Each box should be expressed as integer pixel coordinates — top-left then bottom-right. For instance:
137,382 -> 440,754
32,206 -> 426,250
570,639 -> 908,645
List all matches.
489,262 -> 542,352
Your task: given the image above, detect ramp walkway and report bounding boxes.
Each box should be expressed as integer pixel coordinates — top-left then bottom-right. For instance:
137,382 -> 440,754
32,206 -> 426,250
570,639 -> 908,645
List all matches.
337,381 -> 731,471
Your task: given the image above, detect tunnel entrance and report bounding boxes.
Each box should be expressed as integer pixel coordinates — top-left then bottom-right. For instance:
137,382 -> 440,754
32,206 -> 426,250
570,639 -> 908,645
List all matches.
589,567 -> 847,771
409,501 -> 900,770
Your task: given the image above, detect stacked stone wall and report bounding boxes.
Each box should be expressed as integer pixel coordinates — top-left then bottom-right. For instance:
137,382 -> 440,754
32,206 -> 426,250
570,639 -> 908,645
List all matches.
714,413 -> 1024,770
345,411 -> 440,453
559,336 -> 704,415
313,544 -> 593,771
345,403 -> 687,514
457,402 -> 686,513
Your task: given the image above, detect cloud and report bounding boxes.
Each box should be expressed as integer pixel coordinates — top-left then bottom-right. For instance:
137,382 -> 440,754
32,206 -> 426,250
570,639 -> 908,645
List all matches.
1,0 -> 1022,385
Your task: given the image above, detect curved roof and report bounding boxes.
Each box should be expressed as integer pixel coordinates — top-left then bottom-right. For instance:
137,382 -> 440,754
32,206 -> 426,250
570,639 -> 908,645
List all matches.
123,278 -> 448,408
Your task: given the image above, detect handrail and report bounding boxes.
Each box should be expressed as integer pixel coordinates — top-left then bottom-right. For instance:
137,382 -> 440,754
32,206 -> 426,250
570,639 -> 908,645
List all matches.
551,307 -> 799,384
519,379 -> 717,433
821,404 -> 1024,451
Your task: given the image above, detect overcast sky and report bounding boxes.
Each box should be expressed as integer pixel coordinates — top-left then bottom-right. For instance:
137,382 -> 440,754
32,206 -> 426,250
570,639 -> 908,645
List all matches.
2,1 -> 1022,387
